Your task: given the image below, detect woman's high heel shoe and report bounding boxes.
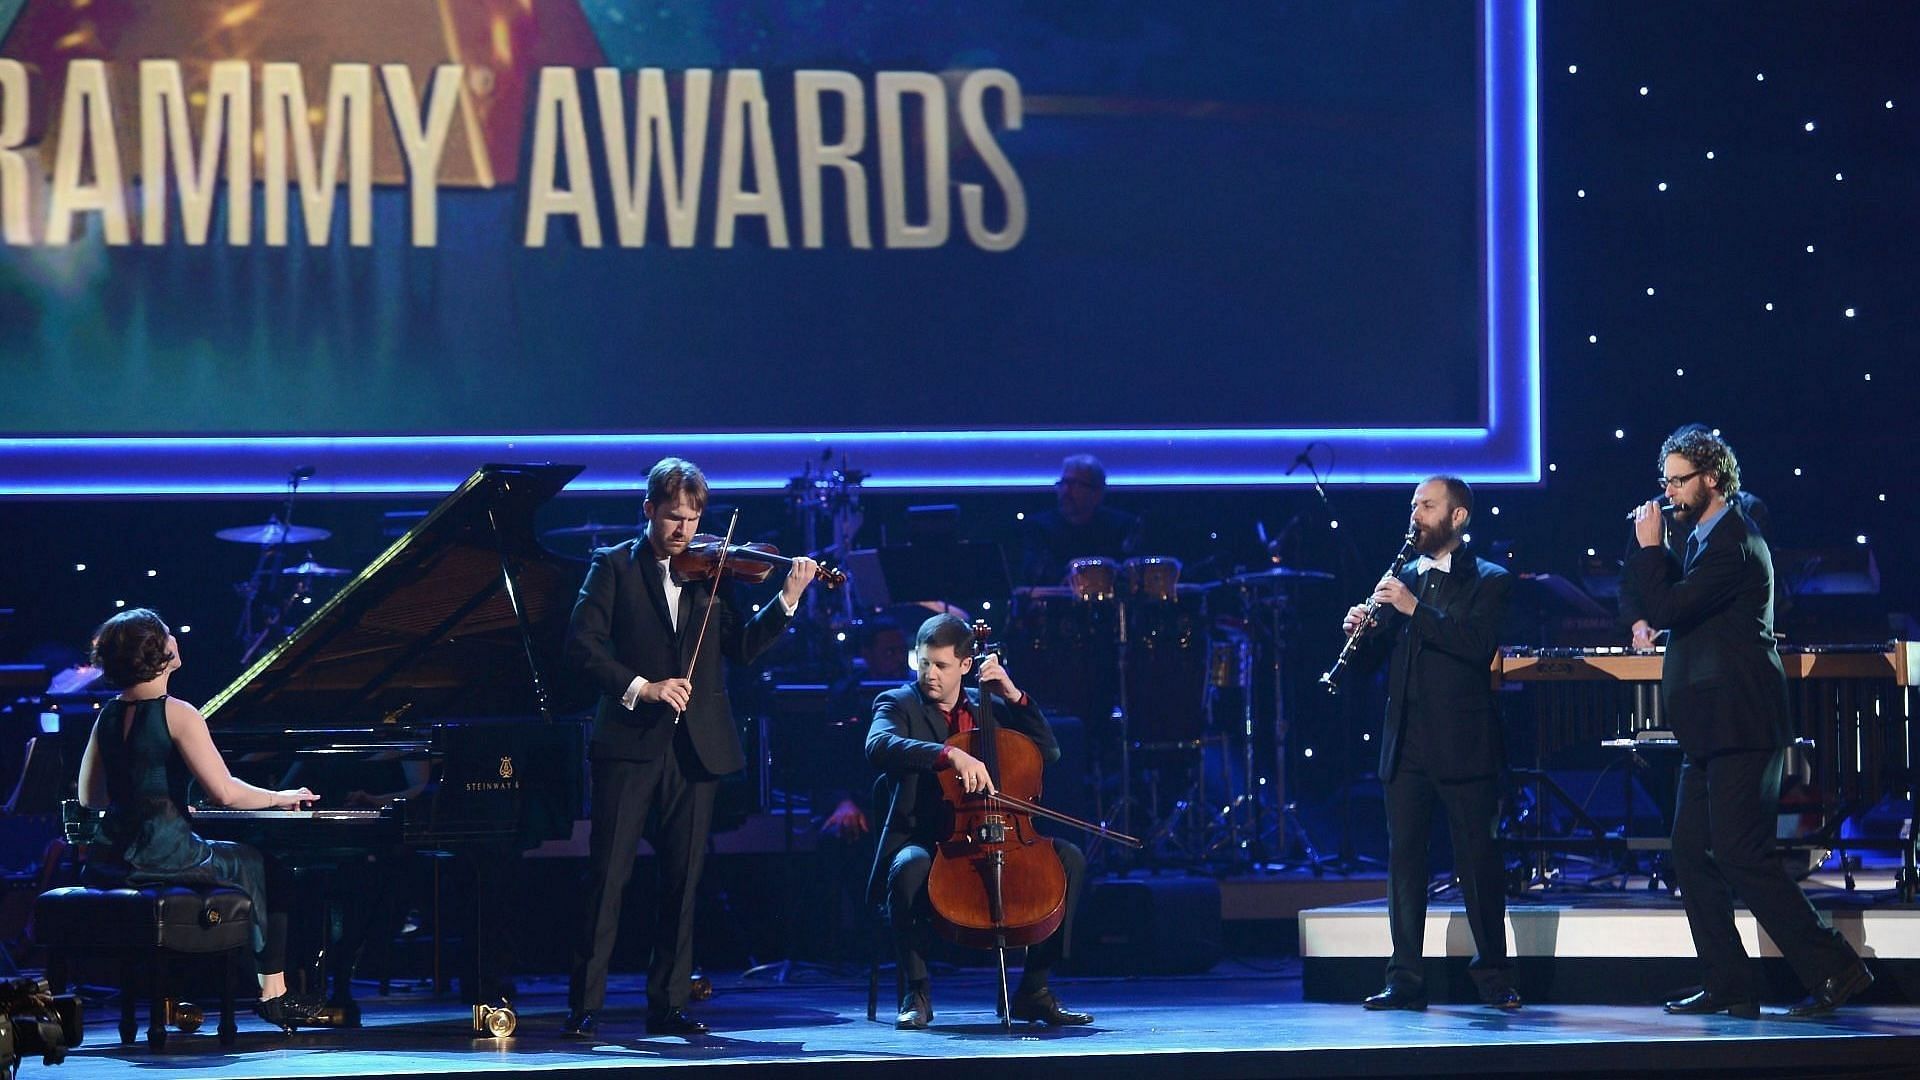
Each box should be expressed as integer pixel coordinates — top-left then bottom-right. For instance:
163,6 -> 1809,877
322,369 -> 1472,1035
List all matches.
255,993 -> 325,1033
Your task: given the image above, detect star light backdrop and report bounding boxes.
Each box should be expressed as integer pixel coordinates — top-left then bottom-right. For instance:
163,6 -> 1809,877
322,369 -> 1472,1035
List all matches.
0,1 -> 1913,817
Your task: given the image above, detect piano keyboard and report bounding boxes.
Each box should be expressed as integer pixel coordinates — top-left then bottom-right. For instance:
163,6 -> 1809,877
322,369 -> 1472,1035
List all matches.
190,808 -> 390,822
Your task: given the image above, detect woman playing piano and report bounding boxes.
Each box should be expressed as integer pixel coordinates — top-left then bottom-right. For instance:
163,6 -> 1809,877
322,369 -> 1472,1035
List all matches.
76,608 -> 324,1029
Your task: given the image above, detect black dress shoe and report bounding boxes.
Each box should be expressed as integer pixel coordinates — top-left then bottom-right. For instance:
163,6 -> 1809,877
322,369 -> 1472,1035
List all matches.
1484,988 -> 1523,1011
560,1009 -> 597,1037
1785,963 -> 1873,1018
895,992 -> 933,1030
1663,989 -> 1759,1019
645,1008 -> 708,1036
1362,986 -> 1427,1011
321,997 -> 362,1028
1008,987 -> 1092,1026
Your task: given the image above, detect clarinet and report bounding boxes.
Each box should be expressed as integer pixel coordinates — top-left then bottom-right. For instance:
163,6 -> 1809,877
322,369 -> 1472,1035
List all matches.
1319,527 -> 1420,693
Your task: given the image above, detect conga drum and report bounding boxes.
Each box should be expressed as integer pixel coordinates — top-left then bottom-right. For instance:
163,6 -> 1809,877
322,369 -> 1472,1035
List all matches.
1123,583 -> 1210,749
1066,557 -> 1120,602
1123,556 -> 1182,602
1006,585 -> 1115,728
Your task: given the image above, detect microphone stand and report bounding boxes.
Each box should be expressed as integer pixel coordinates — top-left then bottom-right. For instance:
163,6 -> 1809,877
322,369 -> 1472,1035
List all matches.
236,468 -> 314,665
1287,447 -> 1382,874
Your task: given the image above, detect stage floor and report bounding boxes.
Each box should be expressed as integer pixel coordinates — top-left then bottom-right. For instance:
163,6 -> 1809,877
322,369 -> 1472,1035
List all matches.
34,967 -> 1920,1080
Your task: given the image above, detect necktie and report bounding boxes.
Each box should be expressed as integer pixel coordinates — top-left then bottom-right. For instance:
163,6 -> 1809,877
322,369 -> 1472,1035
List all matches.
1684,534 -> 1700,574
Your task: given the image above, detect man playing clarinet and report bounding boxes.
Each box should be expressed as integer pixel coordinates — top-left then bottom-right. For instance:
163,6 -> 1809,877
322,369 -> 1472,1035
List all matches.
1343,476 -> 1519,1012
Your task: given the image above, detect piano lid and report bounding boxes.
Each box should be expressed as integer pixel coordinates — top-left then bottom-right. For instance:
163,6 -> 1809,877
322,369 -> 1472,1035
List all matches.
205,463 -> 588,731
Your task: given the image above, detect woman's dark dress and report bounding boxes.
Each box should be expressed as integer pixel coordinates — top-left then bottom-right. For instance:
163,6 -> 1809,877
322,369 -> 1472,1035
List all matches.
93,696 -> 269,953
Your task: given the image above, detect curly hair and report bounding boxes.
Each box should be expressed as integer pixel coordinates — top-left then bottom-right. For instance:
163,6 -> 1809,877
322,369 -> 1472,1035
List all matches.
90,608 -> 176,689
1659,428 -> 1741,497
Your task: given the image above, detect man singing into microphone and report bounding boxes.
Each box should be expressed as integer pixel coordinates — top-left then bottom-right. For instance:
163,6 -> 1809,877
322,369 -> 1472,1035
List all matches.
1343,476 -> 1518,1012
1626,429 -> 1870,1018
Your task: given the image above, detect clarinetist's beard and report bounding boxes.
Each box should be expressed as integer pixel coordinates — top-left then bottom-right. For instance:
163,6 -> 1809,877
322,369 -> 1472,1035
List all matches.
1413,520 -> 1458,556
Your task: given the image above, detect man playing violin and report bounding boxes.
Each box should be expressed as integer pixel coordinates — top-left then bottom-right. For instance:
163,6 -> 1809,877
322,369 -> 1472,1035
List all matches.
562,457 -> 821,1037
865,614 -> 1093,1030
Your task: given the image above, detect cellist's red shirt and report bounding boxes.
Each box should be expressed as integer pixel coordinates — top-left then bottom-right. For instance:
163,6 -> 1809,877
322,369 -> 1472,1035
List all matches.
933,691 -> 1031,769
941,698 -> 976,735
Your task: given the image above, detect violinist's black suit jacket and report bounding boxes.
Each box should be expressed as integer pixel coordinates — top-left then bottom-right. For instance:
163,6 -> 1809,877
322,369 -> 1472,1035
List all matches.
566,536 -> 792,773
1359,545 -> 1512,782
863,683 -> 1056,905
1621,506 -> 1791,759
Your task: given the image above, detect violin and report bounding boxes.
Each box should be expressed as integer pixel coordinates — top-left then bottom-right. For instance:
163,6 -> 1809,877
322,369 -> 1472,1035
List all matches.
671,533 -> 846,589
925,622 -> 1140,960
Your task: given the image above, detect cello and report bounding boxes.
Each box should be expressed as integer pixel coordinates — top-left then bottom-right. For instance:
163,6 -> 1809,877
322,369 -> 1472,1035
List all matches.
925,620 -> 1140,1026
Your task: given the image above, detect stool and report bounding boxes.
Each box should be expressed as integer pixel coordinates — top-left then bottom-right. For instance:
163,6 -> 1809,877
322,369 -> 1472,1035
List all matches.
33,884 -> 252,1048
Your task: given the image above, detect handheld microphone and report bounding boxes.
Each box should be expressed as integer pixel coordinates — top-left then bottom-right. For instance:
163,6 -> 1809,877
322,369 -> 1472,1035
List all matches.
1625,497 -> 1671,522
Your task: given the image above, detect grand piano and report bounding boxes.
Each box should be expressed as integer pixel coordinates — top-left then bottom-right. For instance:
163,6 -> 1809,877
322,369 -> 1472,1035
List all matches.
194,463 -> 592,1036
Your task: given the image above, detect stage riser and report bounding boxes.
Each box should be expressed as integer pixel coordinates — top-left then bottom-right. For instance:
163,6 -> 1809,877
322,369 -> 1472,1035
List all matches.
1302,905 -> 1920,958
1303,903 -> 1920,1002
1305,956 -> 1920,1005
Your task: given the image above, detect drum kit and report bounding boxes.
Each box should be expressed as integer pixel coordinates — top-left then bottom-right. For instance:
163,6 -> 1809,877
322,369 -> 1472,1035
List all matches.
215,469 -> 358,663
1006,553 -> 1332,868
217,516 -> 352,662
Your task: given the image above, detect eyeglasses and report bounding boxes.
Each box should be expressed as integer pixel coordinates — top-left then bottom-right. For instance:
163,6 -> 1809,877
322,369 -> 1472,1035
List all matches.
1658,468 -> 1703,490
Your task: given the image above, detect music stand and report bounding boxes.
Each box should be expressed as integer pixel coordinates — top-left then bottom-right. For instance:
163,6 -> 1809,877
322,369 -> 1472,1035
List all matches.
846,543 -> 1012,621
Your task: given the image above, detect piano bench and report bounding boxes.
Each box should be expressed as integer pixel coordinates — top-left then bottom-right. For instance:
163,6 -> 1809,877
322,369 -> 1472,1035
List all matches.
32,884 -> 253,1049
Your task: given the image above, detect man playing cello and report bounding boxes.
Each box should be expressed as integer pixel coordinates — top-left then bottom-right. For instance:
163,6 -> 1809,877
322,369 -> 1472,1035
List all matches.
865,614 -> 1094,1030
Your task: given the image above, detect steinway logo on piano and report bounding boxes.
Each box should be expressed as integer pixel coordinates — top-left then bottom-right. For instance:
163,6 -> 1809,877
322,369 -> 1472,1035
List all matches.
465,756 -> 520,793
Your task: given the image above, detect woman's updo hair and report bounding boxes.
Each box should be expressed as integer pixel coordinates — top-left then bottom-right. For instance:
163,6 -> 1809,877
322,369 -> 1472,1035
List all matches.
90,608 -> 176,688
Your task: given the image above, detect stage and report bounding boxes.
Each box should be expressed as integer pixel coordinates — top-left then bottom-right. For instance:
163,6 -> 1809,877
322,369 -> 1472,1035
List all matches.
29,967 -> 1920,1080
1300,864 -> 1920,1008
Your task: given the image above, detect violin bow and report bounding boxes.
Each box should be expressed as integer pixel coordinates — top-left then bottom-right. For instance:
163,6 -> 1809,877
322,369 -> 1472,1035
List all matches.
676,508 -> 739,725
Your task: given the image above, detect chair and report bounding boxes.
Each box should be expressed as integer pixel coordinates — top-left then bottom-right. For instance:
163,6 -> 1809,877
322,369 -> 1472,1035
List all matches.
30,803 -> 252,1048
866,774 -> 892,1022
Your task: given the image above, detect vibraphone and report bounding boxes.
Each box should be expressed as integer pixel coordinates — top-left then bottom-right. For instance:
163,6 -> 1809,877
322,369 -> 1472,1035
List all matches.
1496,643 -> 1920,894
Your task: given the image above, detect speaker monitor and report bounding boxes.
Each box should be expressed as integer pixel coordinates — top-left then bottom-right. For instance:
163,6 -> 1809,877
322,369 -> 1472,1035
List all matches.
1071,876 -> 1221,975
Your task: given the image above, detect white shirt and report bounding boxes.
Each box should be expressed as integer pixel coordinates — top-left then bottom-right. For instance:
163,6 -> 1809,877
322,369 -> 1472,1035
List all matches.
620,556 -> 797,710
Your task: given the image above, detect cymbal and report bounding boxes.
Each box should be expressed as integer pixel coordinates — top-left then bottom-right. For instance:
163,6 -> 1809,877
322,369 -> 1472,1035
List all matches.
215,522 -> 331,545
541,521 -> 629,539
1228,565 -> 1335,585
281,559 -> 351,577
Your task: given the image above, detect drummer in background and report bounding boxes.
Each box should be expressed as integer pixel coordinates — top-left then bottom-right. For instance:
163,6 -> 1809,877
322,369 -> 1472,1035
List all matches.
1020,455 -> 1145,585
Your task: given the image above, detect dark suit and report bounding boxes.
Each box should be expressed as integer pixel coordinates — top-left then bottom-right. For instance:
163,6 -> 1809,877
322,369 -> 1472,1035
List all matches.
1623,505 -> 1858,999
564,534 -> 792,1014
865,683 -> 1085,995
1618,489 -> 1771,634
1356,545 -> 1513,999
